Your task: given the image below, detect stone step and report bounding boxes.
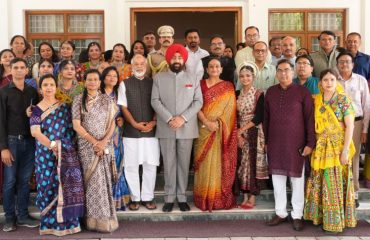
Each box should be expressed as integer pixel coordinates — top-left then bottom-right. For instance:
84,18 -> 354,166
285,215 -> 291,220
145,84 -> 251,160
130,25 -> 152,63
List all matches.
2,199 -> 370,222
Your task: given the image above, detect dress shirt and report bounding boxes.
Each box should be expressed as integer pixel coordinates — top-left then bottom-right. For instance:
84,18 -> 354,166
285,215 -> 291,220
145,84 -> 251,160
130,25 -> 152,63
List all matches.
271,55 -> 284,66
338,73 -> 370,133
185,46 -> 209,81
353,51 -> 370,82
0,82 -> 39,150
235,46 -> 272,69
237,62 -> 277,91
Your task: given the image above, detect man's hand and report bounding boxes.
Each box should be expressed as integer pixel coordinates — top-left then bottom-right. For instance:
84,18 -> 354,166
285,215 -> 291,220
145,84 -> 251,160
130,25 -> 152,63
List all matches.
301,146 -> 313,157
1,149 -> 14,167
169,116 -> 185,130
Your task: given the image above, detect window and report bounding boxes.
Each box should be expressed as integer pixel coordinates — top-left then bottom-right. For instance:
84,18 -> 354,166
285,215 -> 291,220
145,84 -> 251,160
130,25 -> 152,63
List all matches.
26,11 -> 104,61
268,9 -> 345,52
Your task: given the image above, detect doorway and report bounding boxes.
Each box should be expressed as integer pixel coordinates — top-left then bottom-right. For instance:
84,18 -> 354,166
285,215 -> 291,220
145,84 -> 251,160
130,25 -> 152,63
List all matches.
130,7 -> 242,50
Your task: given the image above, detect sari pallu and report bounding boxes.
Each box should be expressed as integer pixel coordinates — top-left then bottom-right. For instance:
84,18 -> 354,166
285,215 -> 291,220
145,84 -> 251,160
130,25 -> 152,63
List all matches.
73,93 -> 119,233
30,103 -> 84,236
304,91 -> 357,232
193,80 -> 238,211
237,87 -> 268,195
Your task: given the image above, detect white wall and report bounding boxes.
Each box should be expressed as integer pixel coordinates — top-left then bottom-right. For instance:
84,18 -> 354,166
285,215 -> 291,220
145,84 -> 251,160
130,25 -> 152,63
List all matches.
0,0 -> 368,53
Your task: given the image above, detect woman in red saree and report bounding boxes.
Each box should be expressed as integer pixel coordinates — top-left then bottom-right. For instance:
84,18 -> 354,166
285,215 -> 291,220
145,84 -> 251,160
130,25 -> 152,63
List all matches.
193,58 -> 238,211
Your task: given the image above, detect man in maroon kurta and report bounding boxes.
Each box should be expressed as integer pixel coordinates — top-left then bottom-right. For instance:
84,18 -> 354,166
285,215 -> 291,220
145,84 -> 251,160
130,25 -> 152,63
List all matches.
264,59 -> 315,231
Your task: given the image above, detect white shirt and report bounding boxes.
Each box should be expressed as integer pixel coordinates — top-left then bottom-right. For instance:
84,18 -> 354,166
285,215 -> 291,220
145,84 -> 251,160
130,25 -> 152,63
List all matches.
185,46 -> 209,81
117,81 -> 128,107
338,73 -> 370,133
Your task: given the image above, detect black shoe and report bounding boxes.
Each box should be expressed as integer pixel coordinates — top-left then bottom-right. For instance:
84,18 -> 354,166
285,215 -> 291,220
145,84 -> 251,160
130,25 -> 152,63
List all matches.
355,199 -> 360,208
16,216 -> 39,228
162,202 -> 174,212
3,219 -> 16,232
178,202 -> 190,212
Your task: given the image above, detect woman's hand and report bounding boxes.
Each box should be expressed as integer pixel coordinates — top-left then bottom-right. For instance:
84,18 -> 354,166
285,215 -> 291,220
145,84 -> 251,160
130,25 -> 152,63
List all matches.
340,151 -> 349,165
205,120 -> 219,132
116,117 -> 124,128
94,139 -> 108,153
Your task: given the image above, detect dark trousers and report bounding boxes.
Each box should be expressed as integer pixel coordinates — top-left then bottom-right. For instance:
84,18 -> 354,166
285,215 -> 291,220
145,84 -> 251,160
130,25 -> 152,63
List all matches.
3,136 -> 35,220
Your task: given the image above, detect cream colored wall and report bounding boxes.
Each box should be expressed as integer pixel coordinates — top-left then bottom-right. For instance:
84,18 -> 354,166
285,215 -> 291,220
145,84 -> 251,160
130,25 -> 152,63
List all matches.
0,0 -> 368,53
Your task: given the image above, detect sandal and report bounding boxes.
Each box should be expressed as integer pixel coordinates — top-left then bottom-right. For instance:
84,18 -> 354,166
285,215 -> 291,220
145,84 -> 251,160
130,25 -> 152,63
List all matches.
129,201 -> 140,211
141,201 -> 157,210
240,202 -> 254,209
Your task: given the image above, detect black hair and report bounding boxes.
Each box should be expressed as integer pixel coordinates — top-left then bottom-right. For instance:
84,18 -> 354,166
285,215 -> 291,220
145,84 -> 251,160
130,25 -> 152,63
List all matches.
10,35 -> 27,47
112,43 -> 130,62
38,42 -> 59,62
268,37 -> 283,47
244,26 -> 259,35
295,54 -> 314,67
336,47 -> 347,54
143,31 -> 156,38
209,34 -> 224,43
336,51 -> 354,63
10,57 -> 27,67
39,73 -> 57,89
347,32 -> 362,40
104,50 -> 113,62
23,41 -> 32,55
236,42 -> 246,49
82,69 -> 101,112
206,56 -> 222,67
0,49 -> 15,78
319,68 -> 339,81
78,49 -> 89,63
38,58 -> 55,70
318,31 -> 336,40
86,42 -> 102,60
60,40 -> 76,51
224,45 -> 234,58
184,28 -> 200,38
239,65 -> 255,75
128,40 -> 148,63
296,47 -> 310,56
276,59 -> 294,70
59,59 -> 76,72
100,66 -> 120,97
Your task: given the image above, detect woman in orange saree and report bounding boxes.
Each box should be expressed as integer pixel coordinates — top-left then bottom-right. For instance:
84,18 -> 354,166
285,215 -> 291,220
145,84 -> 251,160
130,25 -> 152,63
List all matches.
193,58 -> 238,211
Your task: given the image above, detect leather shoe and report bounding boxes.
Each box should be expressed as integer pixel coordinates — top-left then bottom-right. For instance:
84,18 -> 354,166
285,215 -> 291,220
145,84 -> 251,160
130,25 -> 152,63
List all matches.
292,218 -> 303,231
162,202 -> 174,212
178,202 -> 190,212
266,214 -> 287,226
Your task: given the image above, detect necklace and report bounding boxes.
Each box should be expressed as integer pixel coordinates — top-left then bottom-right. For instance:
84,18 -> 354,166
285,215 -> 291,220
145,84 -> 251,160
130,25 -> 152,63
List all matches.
42,99 -> 59,112
320,91 -> 336,113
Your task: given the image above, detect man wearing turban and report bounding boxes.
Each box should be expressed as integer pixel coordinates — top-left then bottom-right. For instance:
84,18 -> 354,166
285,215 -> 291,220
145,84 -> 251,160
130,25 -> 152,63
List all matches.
147,25 -> 174,77
151,44 -> 203,212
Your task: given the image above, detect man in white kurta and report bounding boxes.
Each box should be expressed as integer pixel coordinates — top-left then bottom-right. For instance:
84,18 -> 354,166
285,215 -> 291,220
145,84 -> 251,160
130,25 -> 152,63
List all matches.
118,54 -> 160,210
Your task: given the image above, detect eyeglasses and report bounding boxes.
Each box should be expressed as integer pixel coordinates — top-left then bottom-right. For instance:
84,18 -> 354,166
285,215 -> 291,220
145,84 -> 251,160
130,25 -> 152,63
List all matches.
338,60 -> 352,65
277,68 -> 292,74
254,49 -> 266,54
246,34 -> 259,39
296,62 -> 311,66
211,42 -> 224,47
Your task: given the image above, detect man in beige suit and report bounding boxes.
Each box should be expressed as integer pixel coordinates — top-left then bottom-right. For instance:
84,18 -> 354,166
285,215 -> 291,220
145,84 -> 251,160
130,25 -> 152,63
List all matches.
151,44 -> 203,212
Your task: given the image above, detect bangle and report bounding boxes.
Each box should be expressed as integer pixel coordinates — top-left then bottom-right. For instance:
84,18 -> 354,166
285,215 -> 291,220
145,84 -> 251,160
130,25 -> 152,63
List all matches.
82,132 -> 88,138
49,140 -> 56,149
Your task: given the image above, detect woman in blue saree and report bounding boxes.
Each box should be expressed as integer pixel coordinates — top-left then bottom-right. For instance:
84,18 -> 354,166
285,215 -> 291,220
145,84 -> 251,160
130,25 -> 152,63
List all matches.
30,74 -> 84,236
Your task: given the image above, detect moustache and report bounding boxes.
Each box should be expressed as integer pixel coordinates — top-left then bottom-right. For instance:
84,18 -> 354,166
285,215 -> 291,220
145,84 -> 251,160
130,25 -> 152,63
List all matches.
215,47 -> 221,50
164,40 -> 170,44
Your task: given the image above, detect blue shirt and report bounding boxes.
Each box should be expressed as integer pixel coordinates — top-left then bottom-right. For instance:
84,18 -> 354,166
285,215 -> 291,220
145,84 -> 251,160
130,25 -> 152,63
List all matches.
293,76 -> 320,95
25,78 -> 38,89
353,51 -> 370,82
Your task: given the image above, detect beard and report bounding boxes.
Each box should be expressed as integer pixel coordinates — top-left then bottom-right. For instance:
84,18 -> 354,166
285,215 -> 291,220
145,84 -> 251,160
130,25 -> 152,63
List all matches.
133,70 -> 145,78
169,63 -> 184,73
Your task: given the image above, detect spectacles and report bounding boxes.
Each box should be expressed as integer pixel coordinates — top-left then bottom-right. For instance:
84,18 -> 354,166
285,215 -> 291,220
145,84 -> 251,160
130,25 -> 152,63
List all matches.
338,60 -> 352,65
296,62 -> 311,66
246,34 -> 259,39
211,42 -> 224,47
277,68 -> 292,74
254,49 -> 266,54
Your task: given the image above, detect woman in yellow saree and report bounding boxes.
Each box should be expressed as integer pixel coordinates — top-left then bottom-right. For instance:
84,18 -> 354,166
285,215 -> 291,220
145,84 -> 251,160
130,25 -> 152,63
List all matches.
193,58 -> 238,211
304,69 -> 357,232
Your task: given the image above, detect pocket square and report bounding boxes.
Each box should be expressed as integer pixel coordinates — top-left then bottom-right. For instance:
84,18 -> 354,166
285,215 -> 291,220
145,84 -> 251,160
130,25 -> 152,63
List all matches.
185,84 -> 193,88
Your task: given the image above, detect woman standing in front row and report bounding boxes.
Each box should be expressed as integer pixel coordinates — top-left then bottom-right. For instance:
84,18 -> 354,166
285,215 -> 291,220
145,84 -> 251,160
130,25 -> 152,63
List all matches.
72,69 -> 118,232
30,74 -> 84,236
101,66 -> 131,210
304,69 -> 357,232
236,62 -> 268,209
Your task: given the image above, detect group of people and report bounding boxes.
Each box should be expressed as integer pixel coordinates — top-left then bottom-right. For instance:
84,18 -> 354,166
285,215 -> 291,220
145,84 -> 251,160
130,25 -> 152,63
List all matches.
0,24 -> 370,236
